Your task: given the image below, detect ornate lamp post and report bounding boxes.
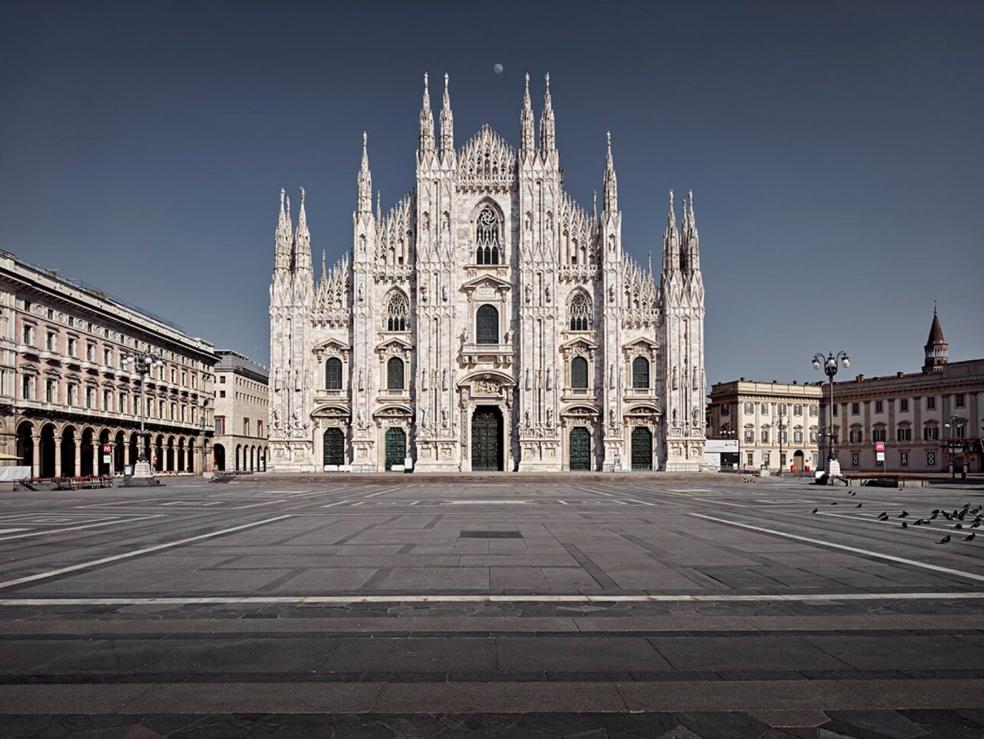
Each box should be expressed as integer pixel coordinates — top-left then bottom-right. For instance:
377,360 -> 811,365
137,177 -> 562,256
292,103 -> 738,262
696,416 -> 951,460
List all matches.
776,408 -> 787,476
944,414 -> 962,479
121,351 -> 164,478
812,351 -> 850,480
198,398 -> 211,478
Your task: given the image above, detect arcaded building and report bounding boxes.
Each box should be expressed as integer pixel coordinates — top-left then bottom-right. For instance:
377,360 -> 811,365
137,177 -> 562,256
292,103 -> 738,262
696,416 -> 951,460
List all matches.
213,350 -> 269,473
1,250 -> 216,478
269,74 -> 707,473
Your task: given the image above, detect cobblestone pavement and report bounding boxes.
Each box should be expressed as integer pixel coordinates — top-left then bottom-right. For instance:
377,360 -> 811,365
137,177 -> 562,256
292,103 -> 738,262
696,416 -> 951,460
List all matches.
1,476 -> 982,736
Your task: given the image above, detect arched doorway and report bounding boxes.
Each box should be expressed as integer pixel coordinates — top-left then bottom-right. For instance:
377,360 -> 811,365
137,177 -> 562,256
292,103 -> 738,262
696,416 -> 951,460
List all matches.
177,438 -> 185,472
235,444 -> 242,471
128,433 -> 139,469
166,437 -> 175,472
40,424 -> 56,478
60,427 -> 76,477
569,427 -> 591,471
187,439 -> 195,474
250,446 -> 256,472
80,428 -> 95,477
261,447 -> 267,471
214,444 -> 226,471
384,427 -> 406,471
793,450 -> 805,473
114,431 -> 126,473
471,406 -> 503,471
323,428 -> 345,467
16,422 -> 33,473
154,436 -> 164,472
630,427 -> 653,471
98,429 -> 111,475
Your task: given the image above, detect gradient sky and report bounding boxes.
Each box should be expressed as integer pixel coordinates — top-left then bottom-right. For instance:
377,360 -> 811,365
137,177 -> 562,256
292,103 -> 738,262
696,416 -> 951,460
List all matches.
1,0 -> 981,385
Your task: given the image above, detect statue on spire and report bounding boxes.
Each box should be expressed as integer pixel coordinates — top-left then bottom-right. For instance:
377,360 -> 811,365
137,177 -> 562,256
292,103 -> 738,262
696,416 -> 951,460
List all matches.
439,73 -> 454,160
539,73 -> 556,155
419,72 -> 435,161
602,131 -> 618,213
520,72 -> 535,156
356,131 -> 372,215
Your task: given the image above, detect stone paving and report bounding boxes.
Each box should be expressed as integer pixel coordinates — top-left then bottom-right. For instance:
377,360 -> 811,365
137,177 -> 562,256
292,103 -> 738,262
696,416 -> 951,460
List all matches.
0,476 -> 982,736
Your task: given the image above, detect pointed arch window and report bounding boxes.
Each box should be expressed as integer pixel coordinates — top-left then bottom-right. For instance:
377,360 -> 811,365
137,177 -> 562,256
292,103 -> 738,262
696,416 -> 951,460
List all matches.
571,357 -> 588,389
632,357 -> 650,390
387,357 -> 405,390
325,357 -> 342,390
475,206 -> 501,265
569,292 -> 591,331
386,292 -> 409,332
476,304 -> 499,345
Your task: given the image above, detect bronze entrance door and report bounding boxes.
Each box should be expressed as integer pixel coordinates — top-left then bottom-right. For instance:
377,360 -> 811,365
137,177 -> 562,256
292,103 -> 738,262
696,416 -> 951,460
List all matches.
323,428 -> 345,466
569,427 -> 591,471
384,427 -> 406,470
471,407 -> 503,471
631,427 -> 653,471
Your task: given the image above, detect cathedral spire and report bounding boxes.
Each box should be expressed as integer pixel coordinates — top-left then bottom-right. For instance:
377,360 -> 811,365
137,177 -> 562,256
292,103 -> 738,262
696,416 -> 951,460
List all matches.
376,190 -> 382,223
274,187 -> 292,272
592,190 -> 598,221
539,73 -> 556,156
681,189 -> 701,273
662,190 -> 680,276
356,131 -> 372,215
602,131 -> 618,213
418,72 -> 435,162
293,187 -> 313,281
520,72 -> 535,158
439,73 -> 454,161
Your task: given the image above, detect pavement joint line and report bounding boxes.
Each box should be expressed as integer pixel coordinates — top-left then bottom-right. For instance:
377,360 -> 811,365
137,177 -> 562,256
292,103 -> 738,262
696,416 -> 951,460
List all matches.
361,486 -> 408,499
1,592 -> 983,606
0,514 -> 294,591
690,512 -> 984,584
0,515 -> 165,543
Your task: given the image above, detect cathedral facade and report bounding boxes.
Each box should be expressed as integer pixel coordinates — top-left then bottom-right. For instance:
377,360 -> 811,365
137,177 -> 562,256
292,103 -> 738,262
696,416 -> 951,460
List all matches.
269,74 -> 706,473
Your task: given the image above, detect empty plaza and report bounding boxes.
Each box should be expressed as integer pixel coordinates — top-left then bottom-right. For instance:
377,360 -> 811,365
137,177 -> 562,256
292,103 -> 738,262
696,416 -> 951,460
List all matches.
0,477 -> 982,735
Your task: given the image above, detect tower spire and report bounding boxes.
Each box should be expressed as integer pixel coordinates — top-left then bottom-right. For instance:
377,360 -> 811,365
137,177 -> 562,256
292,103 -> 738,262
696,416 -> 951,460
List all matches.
681,189 -> 700,273
274,187 -> 292,271
602,131 -> 618,213
520,72 -> 535,157
923,303 -> 949,373
418,72 -> 435,162
356,131 -> 372,215
439,72 -> 454,160
293,187 -> 313,284
539,73 -> 556,155
661,190 -> 680,276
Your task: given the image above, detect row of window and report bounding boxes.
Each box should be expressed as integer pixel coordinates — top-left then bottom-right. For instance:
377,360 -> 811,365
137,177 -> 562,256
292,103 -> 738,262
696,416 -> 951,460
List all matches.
21,375 -> 201,422
21,323 -> 205,390
733,403 -> 819,417
743,429 -> 817,444
322,356 -> 654,392
832,423 -> 960,443
836,394 -> 964,415
213,416 -> 263,438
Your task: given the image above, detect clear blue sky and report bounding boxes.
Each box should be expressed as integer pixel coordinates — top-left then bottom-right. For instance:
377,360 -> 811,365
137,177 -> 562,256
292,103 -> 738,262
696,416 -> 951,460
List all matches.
1,0 -> 981,384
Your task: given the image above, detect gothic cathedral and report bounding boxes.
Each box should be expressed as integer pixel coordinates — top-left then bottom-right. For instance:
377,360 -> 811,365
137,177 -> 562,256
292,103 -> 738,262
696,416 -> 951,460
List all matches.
269,74 -> 706,473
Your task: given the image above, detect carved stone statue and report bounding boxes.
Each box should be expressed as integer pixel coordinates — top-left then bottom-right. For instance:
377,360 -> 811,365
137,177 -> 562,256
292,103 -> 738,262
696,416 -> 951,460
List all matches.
441,408 -> 448,427
672,366 -> 678,390
420,408 -> 427,427
442,369 -> 448,390
546,369 -> 553,390
546,407 -> 553,428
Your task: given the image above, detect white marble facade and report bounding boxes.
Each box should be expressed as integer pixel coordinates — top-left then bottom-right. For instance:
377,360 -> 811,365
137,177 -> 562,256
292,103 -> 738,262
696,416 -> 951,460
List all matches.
269,74 -> 705,473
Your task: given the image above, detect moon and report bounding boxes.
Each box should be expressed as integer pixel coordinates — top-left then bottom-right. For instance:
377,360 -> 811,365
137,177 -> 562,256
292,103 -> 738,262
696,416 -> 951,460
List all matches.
493,63 -> 503,74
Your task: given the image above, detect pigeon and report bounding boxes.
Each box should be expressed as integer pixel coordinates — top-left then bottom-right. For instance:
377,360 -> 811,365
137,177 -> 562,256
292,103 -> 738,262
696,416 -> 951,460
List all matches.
831,501 -> 838,505
902,521 -> 909,529
849,491 -> 856,496
954,523 -> 963,530
957,510 -> 967,521
966,533 -> 976,542
971,522 -> 981,529
930,511 -> 940,520
913,519 -> 924,526
811,508 -> 818,514
878,512 -> 889,521
856,503 -> 863,508
938,535 -> 951,544
942,511 -> 952,520
899,510 -> 909,518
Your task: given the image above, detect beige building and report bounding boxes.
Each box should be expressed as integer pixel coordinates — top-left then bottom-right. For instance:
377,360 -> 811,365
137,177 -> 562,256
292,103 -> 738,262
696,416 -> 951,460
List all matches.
213,350 -> 269,472
1,250 -> 216,478
707,379 -> 823,472
822,309 -> 983,474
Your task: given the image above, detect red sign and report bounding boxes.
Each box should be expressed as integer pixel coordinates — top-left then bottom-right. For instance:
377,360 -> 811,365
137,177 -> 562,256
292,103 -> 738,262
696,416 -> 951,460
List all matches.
102,444 -> 112,454
874,442 -> 885,453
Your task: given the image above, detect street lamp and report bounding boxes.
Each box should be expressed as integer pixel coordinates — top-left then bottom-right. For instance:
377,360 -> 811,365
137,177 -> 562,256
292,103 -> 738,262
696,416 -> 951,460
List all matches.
198,398 -> 211,478
812,351 -> 850,480
776,408 -> 787,476
944,414 -> 962,479
121,351 -> 164,478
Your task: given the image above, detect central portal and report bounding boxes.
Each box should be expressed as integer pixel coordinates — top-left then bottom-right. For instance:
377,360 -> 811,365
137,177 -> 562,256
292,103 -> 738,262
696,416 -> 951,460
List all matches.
471,406 -> 504,471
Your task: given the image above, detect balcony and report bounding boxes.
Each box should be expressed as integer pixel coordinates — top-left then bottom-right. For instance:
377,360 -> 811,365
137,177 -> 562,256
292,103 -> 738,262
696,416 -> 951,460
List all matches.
459,343 -> 513,369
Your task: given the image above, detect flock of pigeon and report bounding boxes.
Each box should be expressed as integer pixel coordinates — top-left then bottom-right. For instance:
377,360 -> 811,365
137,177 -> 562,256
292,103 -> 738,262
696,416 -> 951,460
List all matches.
811,493 -> 982,544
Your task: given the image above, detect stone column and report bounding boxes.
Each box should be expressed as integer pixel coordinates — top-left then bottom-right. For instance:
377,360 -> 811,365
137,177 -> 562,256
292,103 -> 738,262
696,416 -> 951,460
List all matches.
73,439 -> 82,477
91,442 -> 98,477
31,435 -> 40,478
